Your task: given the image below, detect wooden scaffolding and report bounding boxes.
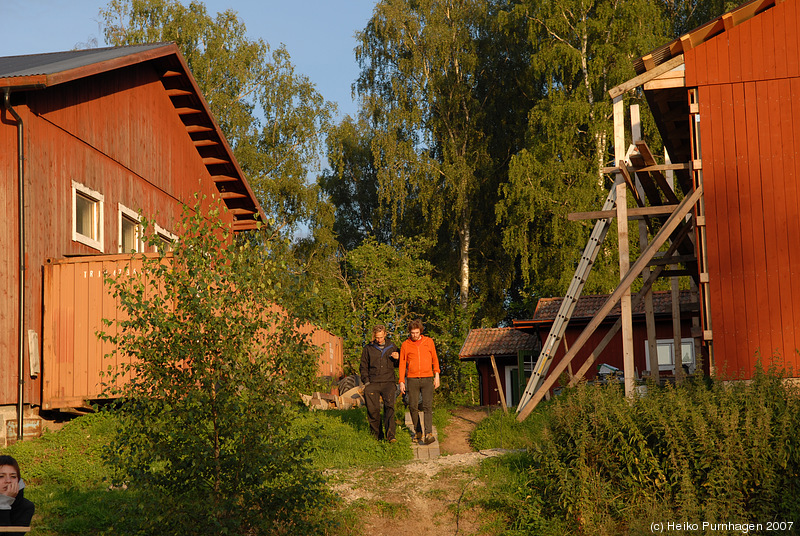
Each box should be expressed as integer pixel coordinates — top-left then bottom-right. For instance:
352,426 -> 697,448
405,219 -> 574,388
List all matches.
516,67 -> 710,421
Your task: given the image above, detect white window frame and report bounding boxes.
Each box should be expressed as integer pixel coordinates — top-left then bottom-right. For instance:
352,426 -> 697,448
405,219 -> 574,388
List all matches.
118,204 -> 144,253
644,338 -> 696,374
72,181 -> 104,251
154,223 -> 178,252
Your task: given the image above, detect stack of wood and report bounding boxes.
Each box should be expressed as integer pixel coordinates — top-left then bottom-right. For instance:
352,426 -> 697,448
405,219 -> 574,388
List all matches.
300,386 -> 365,410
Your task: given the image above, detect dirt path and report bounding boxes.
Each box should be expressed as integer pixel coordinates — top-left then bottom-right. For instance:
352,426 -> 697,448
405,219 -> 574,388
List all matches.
331,406 -> 506,536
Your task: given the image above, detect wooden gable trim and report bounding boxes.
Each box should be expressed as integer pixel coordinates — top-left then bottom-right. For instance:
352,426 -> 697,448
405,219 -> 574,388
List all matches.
1,44 -> 266,230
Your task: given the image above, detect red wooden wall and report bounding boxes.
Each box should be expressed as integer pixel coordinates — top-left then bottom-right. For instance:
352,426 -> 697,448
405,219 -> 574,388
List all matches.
685,0 -> 800,378
0,63 -> 237,406
535,319 -> 696,386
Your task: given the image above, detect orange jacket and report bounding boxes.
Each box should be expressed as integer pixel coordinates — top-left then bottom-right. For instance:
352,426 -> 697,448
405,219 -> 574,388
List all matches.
399,335 -> 440,382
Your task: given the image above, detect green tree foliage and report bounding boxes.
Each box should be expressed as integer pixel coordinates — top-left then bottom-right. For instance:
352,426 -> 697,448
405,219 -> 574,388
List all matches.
100,0 -> 336,237
496,0 -> 666,298
304,237 -> 439,373
354,0 -> 532,312
317,117 -> 394,251
100,202 -> 333,535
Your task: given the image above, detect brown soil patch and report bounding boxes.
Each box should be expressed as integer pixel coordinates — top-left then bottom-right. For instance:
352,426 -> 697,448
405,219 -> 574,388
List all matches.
439,407 -> 490,455
331,407 -> 507,536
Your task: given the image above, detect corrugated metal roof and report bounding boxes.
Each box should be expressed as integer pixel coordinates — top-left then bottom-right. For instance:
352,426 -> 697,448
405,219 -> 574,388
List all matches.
0,44 -> 170,79
459,327 -> 540,359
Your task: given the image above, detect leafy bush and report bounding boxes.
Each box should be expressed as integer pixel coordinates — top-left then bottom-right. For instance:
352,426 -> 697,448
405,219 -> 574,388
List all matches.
100,201 -> 335,535
476,363 -> 800,535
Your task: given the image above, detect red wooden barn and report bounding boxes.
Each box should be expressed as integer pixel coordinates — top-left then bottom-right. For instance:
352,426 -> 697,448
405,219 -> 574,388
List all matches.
0,44 -> 341,438
619,0 -> 800,378
515,0 -> 800,418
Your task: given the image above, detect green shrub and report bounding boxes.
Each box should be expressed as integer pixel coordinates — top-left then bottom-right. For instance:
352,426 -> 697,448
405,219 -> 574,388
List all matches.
100,201 -> 335,535
475,362 -> 800,535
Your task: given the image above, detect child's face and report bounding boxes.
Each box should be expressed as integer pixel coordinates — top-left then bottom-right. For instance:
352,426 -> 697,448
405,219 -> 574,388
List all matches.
0,465 -> 18,493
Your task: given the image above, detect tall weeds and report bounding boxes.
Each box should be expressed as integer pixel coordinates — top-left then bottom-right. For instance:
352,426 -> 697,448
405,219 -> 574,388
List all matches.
486,362 -> 800,534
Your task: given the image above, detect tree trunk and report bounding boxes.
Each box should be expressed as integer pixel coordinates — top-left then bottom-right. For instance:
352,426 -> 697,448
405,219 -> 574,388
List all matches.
458,207 -> 470,308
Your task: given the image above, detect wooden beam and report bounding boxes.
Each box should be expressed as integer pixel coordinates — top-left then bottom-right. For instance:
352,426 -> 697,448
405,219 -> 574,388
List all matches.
490,355 -> 508,414
203,157 -> 230,165
648,253 -> 696,266
568,205 -> 679,221
517,186 -> 703,421
609,55 -> 685,99
165,88 -> 193,97
602,163 -> 691,174
616,181 -> 636,397
185,125 -> 213,133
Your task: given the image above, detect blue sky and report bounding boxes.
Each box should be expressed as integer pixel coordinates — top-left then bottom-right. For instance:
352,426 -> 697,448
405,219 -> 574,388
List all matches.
2,0 -> 378,119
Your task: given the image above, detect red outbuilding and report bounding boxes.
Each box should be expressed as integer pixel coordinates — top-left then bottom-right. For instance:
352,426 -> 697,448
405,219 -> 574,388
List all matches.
0,44 -> 341,440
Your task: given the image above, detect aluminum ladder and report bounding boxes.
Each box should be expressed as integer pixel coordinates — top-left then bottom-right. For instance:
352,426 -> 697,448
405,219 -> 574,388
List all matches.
516,176 -> 621,413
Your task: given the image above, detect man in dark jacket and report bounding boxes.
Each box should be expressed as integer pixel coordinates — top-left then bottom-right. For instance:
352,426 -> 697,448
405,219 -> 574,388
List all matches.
360,324 -> 400,441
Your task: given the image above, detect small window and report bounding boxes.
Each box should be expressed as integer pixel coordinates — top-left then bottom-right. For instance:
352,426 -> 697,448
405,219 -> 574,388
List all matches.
154,224 -> 177,252
118,204 -> 143,253
72,181 -> 104,251
645,338 -> 696,374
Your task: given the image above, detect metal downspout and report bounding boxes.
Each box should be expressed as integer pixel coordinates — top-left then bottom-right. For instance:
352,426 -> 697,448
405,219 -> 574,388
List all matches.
4,89 -> 26,441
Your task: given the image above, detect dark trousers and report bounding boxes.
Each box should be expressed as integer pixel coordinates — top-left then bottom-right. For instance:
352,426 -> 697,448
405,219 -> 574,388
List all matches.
407,376 -> 434,435
365,381 -> 397,440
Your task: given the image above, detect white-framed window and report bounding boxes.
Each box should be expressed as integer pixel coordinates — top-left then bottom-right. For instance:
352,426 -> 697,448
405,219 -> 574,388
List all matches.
72,181 -> 104,251
118,204 -> 143,253
645,338 -> 696,374
154,224 -> 177,252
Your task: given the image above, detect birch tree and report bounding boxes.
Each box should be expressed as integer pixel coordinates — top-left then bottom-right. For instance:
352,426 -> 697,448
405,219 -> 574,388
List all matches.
496,0 -> 664,296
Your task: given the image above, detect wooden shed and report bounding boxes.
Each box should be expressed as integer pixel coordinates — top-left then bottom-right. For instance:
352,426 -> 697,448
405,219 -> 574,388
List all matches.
516,291 -> 700,387
517,0 -> 800,418
0,44 -> 340,426
458,328 -> 540,407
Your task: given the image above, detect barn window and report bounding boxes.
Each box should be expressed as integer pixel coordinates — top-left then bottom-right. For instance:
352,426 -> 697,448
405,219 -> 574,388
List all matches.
118,204 -> 143,253
644,338 -> 695,374
154,224 -> 177,252
72,181 -> 104,251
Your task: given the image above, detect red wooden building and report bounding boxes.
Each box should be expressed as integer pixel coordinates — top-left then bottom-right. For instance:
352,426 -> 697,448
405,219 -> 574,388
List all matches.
0,44 -> 341,436
517,0 -> 800,418
620,0 -> 800,379
461,292 -> 696,407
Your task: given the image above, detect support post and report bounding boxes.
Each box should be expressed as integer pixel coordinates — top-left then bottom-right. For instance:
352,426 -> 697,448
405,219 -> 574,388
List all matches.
490,355 -> 508,413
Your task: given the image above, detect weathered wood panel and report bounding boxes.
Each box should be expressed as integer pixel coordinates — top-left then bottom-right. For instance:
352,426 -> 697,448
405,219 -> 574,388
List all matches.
42,256 -> 344,409
691,0 -> 800,377
0,61 -> 243,406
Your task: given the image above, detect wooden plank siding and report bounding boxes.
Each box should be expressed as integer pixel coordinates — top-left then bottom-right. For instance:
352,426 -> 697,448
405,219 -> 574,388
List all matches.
0,60 -> 241,406
689,0 -> 800,377
41,257 -> 344,409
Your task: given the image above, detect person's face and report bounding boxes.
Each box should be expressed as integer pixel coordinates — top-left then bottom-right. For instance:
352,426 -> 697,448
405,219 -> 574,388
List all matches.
374,330 -> 386,345
410,328 -> 421,341
0,465 -> 18,493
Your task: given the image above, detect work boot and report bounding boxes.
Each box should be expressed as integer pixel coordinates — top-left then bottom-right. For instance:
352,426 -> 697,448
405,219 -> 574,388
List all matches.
424,433 -> 435,445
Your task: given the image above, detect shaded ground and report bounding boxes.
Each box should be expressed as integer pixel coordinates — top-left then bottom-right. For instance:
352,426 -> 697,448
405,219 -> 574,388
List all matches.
331,406 -> 507,536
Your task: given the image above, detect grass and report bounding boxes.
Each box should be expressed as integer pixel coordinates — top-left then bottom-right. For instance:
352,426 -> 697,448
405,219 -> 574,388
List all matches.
0,404 -> 427,535
0,412 -> 135,535
15,374 -> 796,536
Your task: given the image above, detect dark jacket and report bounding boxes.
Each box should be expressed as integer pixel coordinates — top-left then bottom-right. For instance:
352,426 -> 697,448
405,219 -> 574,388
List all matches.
360,340 -> 400,384
0,487 -> 35,533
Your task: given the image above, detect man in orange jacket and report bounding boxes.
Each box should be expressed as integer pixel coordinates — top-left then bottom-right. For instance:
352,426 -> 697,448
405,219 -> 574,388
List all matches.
399,319 -> 440,445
